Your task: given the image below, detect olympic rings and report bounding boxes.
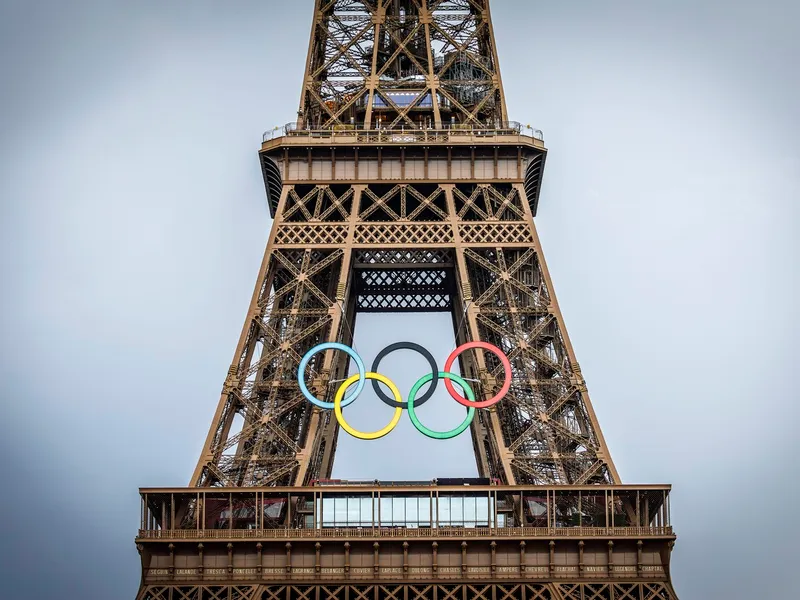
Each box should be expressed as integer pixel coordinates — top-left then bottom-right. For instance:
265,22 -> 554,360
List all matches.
443,342 -> 512,409
296,341 -> 512,440
334,373 -> 403,440
371,342 -> 439,409
298,342 -> 366,410
407,372 -> 475,440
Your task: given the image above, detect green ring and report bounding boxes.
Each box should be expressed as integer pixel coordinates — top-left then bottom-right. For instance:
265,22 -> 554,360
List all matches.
407,372 -> 476,440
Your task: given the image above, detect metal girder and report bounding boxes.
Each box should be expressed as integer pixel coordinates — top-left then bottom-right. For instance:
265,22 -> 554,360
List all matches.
137,583 -> 678,600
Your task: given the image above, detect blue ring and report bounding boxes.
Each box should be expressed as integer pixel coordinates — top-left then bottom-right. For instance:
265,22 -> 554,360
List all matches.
298,343 -> 366,409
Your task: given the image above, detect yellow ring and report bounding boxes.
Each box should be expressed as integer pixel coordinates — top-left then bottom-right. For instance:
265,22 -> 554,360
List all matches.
334,372 -> 403,440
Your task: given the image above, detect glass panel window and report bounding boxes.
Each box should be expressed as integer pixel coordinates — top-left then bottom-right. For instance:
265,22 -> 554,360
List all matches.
450,496 -> 464,526
418,497 -> 431,527
406,497 -> 419,529
361,497 -> 373,527
380,497 -> 393,528
476,496 -> 489,527
316,495 -> 377,527
334,497 -> 348,526
322,498 -> 334,526
464,496 -> 477,528
438,497 -> 450,527
393,497 -> 405,527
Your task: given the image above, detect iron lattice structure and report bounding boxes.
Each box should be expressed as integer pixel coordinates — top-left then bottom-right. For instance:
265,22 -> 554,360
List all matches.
191,176 -> 620,488
141,581 -> 677,600
299,0 -> 507,130
135,2 -> 679,599
191,0 -> 617,492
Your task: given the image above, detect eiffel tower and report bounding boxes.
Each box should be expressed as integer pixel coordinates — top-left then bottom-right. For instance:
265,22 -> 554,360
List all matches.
135,2 -> 679,599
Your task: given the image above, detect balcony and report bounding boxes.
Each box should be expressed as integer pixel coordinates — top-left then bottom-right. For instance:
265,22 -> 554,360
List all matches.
137,483 -> 674,543
261,122 -> 545,149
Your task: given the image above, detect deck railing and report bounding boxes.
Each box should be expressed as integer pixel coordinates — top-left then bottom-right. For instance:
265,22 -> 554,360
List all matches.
263,122 -> 544,143
138,525 -> 673,541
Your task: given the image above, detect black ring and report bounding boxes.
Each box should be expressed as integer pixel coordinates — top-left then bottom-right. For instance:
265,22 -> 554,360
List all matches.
371,342 -> 439,409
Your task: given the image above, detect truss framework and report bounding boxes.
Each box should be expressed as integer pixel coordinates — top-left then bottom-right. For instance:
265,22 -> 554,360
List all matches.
136,2 -> 681,600
138,582 -> 678,600
299,0 -> 508,130
190,181 -> 619,488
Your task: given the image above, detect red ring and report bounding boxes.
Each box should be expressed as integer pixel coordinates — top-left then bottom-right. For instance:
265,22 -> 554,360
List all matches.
444,342 -> 512,409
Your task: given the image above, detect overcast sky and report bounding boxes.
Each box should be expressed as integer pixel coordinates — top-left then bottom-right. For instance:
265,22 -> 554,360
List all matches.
1,1 -> 798,599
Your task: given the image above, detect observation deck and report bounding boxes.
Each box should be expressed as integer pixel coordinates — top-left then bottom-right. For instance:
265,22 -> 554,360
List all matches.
136,483 -> 675,587
259,122 -> 548,219
261,122 -> 545,152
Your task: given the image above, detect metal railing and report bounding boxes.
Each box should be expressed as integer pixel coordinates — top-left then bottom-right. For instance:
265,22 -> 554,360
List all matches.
263,121 -> 544,143
138,525 -> 673,541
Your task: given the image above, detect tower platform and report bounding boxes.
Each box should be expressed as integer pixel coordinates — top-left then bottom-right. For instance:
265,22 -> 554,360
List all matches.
136,483 -> 677,600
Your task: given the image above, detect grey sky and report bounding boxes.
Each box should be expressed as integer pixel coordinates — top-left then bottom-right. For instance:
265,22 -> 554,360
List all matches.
0,1 -> 797,598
